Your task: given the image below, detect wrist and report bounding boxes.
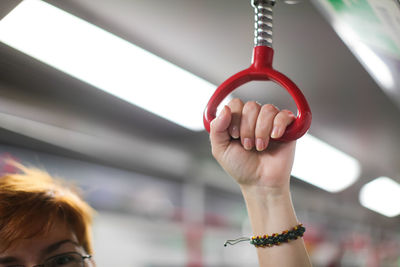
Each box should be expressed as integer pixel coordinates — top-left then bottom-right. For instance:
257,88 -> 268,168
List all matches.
239,182 -> 290,200
240,184 -> 298,235
240,185 -> 292,215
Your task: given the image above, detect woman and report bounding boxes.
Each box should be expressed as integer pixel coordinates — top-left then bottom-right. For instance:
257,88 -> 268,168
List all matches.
0,164 -> 95,267
0,99 -> 311,267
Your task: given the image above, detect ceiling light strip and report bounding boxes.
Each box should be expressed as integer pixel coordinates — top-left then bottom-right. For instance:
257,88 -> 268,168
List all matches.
0,0 -> 219,131
292,134 -> 361,193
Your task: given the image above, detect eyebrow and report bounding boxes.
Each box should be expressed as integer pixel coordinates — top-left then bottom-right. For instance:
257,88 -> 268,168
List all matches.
42,239 -> 80,256
0,240 -> 80,264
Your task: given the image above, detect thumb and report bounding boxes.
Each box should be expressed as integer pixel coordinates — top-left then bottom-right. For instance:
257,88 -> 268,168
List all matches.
210,105 -> 232,155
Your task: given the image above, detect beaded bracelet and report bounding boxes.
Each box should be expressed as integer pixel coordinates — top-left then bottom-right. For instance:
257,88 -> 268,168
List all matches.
224,223 -> 305,248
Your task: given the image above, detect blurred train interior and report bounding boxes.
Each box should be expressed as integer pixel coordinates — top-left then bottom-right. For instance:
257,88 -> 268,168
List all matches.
1,0 -> 400,266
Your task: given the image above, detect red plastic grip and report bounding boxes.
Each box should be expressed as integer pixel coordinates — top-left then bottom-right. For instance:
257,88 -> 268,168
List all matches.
203,46 -> 311,141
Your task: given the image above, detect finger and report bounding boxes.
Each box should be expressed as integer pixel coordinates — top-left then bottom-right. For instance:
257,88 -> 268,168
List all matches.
240,101 -> 261,150
271,109 -> 296,139
255,104 -> 280,151
227,98 -> 244,139
210,105 -> 232,158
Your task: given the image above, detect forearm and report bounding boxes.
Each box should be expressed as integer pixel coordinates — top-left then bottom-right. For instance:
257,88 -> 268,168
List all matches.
241,183 -> 312,267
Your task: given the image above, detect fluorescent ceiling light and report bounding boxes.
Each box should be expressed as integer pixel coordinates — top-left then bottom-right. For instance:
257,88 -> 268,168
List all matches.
0,0 -> 225,131
359,177 -> 400,217
292,134 -> 361,193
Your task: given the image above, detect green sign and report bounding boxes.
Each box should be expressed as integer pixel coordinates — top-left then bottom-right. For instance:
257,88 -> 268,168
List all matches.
319,0 -> 400,58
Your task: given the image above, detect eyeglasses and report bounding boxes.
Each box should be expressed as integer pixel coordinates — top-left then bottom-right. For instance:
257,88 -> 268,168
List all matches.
2,252 -> 92,267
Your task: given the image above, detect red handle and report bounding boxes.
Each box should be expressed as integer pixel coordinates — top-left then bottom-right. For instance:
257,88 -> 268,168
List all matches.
203,46 -> 311,141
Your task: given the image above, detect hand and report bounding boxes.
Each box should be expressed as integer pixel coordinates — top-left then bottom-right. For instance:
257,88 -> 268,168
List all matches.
210,99 -> 296,192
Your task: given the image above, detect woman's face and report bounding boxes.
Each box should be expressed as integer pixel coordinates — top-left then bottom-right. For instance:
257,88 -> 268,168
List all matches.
0,221 -> 95,267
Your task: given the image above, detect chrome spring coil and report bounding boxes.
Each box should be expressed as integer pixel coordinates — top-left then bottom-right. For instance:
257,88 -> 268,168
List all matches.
252,0 -> 275,47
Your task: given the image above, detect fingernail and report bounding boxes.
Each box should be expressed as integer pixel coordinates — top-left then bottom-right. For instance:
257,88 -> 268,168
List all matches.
243,138 -> 253,150
231,126 -> 239,139
256,138 -> 264,151
271,126 -> 281,139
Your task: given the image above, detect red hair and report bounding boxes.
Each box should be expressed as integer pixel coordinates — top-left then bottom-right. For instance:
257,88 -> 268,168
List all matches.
0,161 -> 95,254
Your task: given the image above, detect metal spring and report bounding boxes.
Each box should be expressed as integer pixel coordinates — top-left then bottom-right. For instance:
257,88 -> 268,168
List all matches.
252,0 -> 275,47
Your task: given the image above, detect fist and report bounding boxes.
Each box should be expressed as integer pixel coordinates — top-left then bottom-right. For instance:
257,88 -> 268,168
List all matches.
209,98 -> 296,188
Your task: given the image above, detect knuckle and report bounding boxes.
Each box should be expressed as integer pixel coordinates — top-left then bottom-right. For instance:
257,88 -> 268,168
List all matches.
262,104 -> 279,113
274,112 -> 285,122
229,98 -> 244,107
243,101 -> 260,111
273,116 -> 285,127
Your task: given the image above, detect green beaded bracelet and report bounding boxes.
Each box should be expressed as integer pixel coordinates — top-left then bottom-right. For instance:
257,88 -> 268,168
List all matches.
224,223 -> 305,248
